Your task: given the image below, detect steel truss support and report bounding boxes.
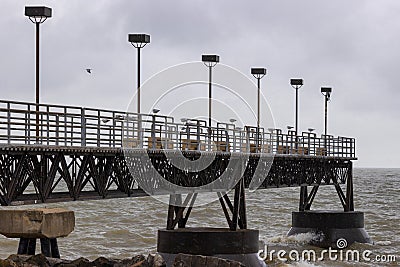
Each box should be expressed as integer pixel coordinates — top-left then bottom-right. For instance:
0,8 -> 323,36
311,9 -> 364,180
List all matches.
0,151 -> 135,205
165,178 -> 247,231
166,193 -> 197,230
298,160 -> 354,212
1,147 -> 354,207
218,178 -> 247,230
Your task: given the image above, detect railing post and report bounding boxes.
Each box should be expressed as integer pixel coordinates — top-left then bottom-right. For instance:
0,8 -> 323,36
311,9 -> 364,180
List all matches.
196,121 -> 201,151
97,111 -> 101,147
112,112 -> 116,148
7,102 -> 11,145
81,108 -> 86,146
245,126 -> 250,152
46,106 -> 50,145
138,114 -> 143,148
151,114 -> 156,149
55,115 -> 59,146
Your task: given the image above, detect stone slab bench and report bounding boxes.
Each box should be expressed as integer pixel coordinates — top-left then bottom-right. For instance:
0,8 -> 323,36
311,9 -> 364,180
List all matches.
0,208 -> 75,258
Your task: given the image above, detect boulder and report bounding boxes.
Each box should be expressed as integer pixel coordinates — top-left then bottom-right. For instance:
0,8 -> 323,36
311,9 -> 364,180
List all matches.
0,208 -> 75,239
172,254 -> 245,267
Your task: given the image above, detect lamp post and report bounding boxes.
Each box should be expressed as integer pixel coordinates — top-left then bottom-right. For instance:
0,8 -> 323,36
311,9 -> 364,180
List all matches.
321,87 -> 332,137
128,34 -> 150,114
290,78 -> 303,149
251,68 -> 267,152
25,6 -> 52,143
290,78 -> 306,211
251,68 -> 267,129
321,87 -> 332,153
202,55 -> 219,129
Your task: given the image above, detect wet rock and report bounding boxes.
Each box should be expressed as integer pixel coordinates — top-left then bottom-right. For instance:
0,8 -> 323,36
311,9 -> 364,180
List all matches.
46,257 -> 65,266
1,254 -> 166,267
172,254 -> 245,267
92,257 -> 117,267
146,254 -> 165,267
6,254 -> 29,265
68,257 -> 92,267
119,255 -> 146,267
0,258 -> 16,267
26,254 -> 50,267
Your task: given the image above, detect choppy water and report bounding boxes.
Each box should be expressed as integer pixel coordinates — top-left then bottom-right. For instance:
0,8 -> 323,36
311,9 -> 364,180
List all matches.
0,168 -> 399,266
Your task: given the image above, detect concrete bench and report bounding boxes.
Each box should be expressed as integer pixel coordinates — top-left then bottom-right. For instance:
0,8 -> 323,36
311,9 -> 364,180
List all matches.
0,208 -> 75,258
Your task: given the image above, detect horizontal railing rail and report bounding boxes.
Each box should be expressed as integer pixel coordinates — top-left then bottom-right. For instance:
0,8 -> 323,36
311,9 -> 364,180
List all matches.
0,99 -> 356,158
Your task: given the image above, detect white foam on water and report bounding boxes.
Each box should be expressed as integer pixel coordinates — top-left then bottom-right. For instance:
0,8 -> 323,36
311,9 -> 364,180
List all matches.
285,261 -> 319,267
267,232 -> 321,245
374,240 -> 392,246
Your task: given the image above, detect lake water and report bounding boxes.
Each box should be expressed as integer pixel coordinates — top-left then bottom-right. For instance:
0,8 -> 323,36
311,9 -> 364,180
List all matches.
0,168 -> 398,266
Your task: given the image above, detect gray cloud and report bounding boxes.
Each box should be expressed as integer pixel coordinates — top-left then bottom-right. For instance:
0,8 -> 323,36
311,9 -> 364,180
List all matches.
0,0 -> 399,167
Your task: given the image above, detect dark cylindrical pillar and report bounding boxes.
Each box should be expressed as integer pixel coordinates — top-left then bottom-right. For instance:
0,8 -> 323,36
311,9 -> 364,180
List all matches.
17,238 -> 29,254
50,238 -> 60,258
27,238 -> 37,255
158,227 -> 265,267
40,238 -> 51,257
288,211 -> 372,248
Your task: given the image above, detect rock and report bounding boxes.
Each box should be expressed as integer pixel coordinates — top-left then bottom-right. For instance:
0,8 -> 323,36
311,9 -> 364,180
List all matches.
6,254 -> 28,265
26,254 -> 50,267
172,254 -> 245,267
1,254 -> 166,267
70,257 -> 92,267
0,259 -> 16,267
119,255 -> 146,267
92,257 -> 117,267
0,209 -> 75,239
145,254 -> 165,267
46,257 -> 66,266
152,254 -> 165,267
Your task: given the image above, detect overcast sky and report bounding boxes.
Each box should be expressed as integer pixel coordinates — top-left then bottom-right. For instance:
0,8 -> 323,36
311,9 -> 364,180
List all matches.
1,0 -> 399,168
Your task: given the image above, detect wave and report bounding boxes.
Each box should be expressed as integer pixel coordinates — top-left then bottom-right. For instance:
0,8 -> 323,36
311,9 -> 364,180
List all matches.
267,233 -> 323,245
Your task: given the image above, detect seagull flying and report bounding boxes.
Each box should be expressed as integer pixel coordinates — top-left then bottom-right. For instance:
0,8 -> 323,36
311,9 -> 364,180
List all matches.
86,68 -> 92,74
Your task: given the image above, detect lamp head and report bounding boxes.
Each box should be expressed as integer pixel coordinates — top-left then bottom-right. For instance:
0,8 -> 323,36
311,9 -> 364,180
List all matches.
152,108 -> 160,114
128,34 -> 150,48
321,87 -> 332,93
128,34 -> 150,43
25,6 -> 52,18
25,6 -> 52,23
251,68 -> 267,75
321,87 -> 332,99
202,54 -> 220,63
251,67 -> 267,79
290,78 -> 303,87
